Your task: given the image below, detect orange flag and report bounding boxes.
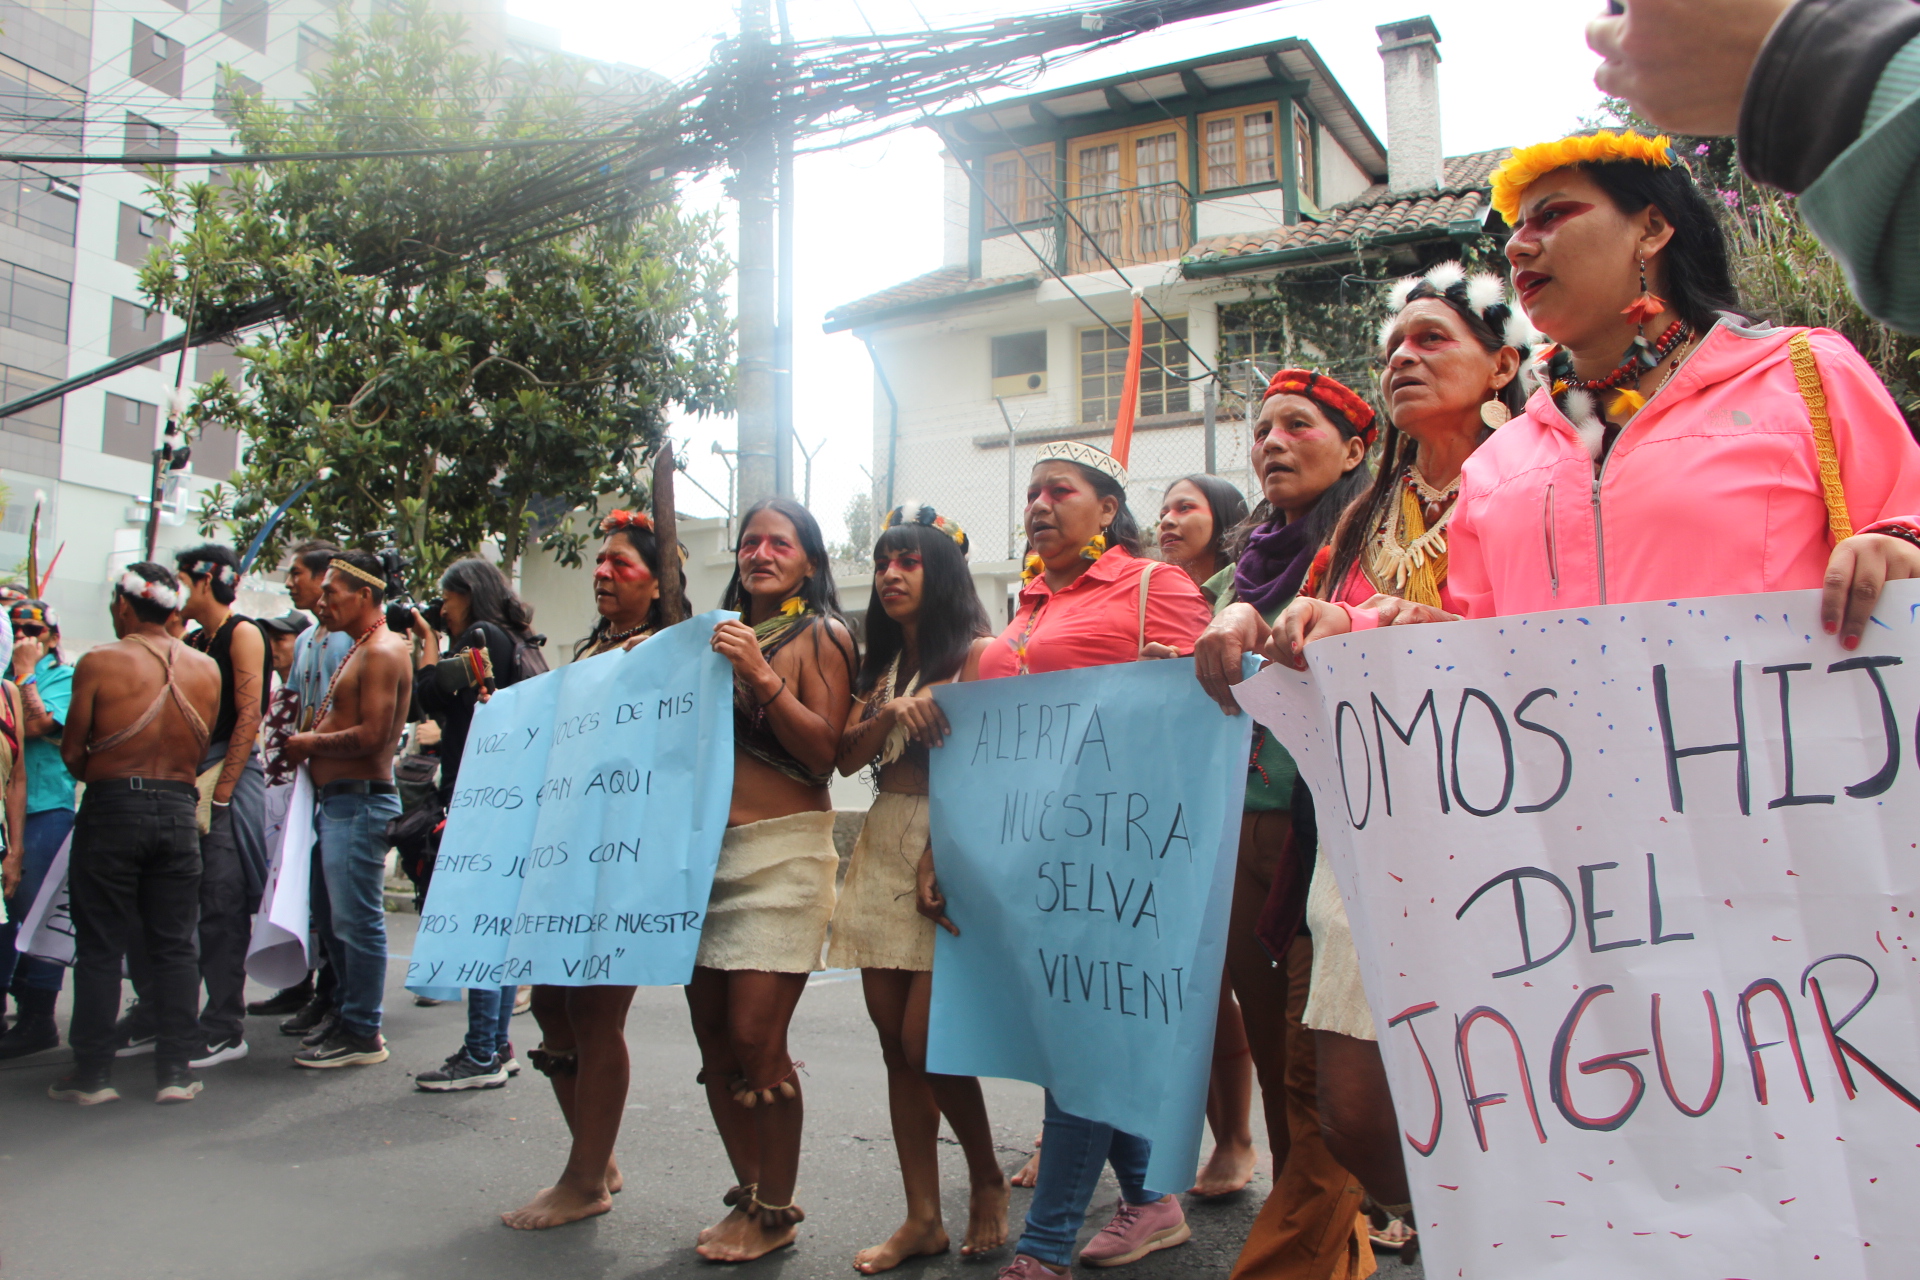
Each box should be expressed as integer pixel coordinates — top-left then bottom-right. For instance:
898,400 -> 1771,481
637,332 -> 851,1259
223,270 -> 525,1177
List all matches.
1109,295 -> 1144,469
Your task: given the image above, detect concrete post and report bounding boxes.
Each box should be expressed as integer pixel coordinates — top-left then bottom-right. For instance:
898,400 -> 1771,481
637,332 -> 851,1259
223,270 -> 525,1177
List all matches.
1376,16 -> 1445,195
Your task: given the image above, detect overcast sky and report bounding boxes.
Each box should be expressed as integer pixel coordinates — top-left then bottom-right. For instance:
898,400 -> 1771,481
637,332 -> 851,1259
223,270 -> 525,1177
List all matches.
504,0 -> 1610,537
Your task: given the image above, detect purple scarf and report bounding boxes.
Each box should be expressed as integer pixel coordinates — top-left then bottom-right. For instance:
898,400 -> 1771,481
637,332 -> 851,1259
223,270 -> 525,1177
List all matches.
1231,518 -> 1316,617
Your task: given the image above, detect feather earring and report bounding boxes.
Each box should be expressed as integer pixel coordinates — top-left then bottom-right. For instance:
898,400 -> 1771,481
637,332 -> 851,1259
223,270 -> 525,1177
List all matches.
1623,251 -> 1668,370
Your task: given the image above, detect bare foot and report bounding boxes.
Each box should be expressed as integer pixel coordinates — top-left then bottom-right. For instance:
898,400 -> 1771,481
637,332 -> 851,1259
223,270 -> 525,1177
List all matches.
1188,1140 -> 1257,1197
961,1176 -> 1011,1256
608,1159 -> 623,1195
501,1181 -> 612,1230
696,1210 -> 797,1262
698,1208 -> 747,1246
853,1219 -> 949,1274
1009,1132 -> 1042,1188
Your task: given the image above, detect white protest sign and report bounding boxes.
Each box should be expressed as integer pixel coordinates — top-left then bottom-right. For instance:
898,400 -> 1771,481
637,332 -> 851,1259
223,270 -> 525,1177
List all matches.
247,767 -> 315,989
1237,586 -> 1920,1279
16,832 -> 73,965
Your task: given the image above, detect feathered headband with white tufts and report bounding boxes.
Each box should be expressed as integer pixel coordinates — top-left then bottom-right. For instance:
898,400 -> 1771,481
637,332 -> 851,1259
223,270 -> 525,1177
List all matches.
883,502 -> 970,553
1380,261 -> 1539,354
179,557 -> 238,589
117,571 -> 182,611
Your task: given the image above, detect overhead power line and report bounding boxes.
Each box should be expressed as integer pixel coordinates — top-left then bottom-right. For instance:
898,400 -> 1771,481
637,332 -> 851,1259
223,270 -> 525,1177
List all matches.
0,131 -> 661,166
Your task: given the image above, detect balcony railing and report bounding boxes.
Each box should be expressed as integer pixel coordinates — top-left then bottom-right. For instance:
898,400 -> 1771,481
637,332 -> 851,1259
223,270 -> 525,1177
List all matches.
1061,180 -> 1192,273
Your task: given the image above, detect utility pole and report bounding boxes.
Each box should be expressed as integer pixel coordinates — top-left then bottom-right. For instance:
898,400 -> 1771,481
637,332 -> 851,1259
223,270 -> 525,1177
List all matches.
772,0 -> 796,500
733,0 -> 778,511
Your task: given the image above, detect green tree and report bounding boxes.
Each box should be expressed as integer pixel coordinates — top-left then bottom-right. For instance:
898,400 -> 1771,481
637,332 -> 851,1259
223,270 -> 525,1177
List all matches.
139,1 -> 731,588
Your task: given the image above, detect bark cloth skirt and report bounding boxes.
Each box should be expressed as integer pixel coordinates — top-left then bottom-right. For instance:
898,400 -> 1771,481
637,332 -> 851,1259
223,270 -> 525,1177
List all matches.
694,810 -> 839,974
825,792 -> 935,972
1300,856 -> 1380,1041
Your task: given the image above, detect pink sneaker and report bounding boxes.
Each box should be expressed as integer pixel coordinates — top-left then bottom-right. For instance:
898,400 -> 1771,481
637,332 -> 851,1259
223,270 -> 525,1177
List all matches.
1078,1195 -> 1190,1268
998,1255 -> 1071,1280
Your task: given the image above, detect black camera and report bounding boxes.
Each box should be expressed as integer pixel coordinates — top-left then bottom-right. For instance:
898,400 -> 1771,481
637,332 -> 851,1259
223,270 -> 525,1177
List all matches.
418,597 -> 447,634
377,547 -> 415,633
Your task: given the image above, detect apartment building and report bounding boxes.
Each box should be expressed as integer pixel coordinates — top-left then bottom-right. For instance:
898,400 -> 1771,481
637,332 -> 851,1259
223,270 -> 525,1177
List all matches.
0,0 -> 568,644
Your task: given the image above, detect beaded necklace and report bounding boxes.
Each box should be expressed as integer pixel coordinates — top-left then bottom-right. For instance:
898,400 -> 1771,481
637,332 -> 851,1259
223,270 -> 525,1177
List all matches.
1362,465 -> 1460,608
1548,319 -> 1692,419
312,616 -> 386,727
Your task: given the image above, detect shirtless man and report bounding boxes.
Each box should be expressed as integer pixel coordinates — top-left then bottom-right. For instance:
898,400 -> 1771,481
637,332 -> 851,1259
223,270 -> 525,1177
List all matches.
280,550 -> 413,1069
49,564 -> 221,1106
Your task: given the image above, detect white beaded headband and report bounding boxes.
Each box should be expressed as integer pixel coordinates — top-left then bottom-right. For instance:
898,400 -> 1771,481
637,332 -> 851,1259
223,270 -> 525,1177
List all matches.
1035,439 -> 1128,487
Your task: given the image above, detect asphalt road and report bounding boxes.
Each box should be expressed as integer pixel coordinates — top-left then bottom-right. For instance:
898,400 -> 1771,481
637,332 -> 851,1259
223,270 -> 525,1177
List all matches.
0,913 -> 1423,1280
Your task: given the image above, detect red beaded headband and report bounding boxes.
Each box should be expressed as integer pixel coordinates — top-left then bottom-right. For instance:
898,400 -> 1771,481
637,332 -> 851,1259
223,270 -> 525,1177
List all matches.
1263,369 -> 1378,446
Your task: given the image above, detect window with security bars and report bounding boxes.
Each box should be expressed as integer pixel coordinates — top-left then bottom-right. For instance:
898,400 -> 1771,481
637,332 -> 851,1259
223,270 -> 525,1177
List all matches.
984,147 -> 1053,227
1079,316 -> 1189,423
1200,106 -> 1277,192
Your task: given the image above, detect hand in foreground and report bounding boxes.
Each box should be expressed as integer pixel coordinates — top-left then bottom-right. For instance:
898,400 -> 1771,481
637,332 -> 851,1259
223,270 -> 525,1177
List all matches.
281,732 -> 314,766
1824,532 -> 1920,650
1193,602 -> 1267,713
710,620 -> 777,697
1587,0 -> 1793,135
916,847 -> 958,936
1265,598 -> 1355,670
2,854 -> 19,899
891,689 -> 951,748
1138,642 -> 1181,661
9,634 -> 43,682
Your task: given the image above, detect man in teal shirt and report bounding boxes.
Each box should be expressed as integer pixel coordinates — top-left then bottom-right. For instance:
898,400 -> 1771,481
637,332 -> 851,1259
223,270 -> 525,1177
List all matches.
0,600 -> 78,1058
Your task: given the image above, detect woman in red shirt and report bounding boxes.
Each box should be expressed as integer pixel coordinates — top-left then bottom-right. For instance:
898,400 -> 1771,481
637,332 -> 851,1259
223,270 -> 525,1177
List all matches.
937,440 -> 1213,1280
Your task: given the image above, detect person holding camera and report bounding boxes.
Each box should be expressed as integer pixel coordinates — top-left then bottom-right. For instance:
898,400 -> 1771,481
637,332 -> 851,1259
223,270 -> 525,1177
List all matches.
407,556 -> 547,1091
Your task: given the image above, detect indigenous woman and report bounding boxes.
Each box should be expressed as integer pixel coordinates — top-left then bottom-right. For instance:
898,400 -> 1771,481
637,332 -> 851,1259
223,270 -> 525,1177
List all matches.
0,667 -> 36,1048
831,504 -> 1005,1273
1158,472 -> 1262,1198
1191,369 -> 1379,1276
1200,274 -> 1530,1258
1270,132 -> 1920,1243
503,509 -> 682,1231
691,497 -> 857,1263
1158,475 -> 1248,597
930,441 -> 1211,1280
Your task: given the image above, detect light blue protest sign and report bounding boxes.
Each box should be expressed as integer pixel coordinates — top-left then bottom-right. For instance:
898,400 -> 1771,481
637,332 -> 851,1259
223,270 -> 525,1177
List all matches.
407,611 -> 735,996
926,658 -> 1251,1191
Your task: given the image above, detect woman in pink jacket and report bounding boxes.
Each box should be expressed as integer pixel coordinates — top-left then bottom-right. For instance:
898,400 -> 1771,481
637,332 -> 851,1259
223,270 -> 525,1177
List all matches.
1275,130 -> 1920,654
1253,129 -> 1920,1240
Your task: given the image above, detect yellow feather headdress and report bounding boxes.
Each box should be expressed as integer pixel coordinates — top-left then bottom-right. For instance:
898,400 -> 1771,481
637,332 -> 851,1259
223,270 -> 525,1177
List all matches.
1490,130 -> 1678,225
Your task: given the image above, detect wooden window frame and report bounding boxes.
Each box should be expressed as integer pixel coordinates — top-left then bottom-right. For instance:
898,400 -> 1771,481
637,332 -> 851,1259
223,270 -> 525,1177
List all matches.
1197,102 -> 1281,194
1293,104 -> 1317,208
1077,314 -> 1190,425
983,145 -> 1055,229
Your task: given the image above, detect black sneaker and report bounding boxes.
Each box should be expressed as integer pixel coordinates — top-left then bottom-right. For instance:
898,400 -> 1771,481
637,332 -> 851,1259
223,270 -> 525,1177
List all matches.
0,1015 -> 58,1060
299,1010 -> 341,1048
501,1040 -> 520,1077
247,980 -> 314,1017
278,997 -> 334,1037
414,1048 -> 508,1091
48,1066 -> 120,1106
189,1036 -> 249,1069
293,1027 -> 389,1069
156,1065 -> 203,1104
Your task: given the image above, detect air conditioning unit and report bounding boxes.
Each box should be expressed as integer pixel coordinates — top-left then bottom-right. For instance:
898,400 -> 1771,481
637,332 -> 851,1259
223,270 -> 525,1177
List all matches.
991,330 -> 1047,399
992,370 -> 1047,398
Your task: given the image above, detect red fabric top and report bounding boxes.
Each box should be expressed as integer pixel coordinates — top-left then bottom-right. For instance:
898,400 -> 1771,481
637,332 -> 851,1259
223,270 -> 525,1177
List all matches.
978,549 -> 1213,680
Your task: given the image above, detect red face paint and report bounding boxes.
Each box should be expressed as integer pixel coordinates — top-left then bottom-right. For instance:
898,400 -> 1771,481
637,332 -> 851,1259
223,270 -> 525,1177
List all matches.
874,551 -> 923,576
594,547 -> 653,587
1511,199 -> 1595,250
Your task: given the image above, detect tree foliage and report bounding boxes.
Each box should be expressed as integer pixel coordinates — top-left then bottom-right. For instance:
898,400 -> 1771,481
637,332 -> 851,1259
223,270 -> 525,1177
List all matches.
139,0 -> 732,588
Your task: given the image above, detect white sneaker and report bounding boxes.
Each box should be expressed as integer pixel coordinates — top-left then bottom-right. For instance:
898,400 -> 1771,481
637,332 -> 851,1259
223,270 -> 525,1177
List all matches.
189,1037 -> 249,1069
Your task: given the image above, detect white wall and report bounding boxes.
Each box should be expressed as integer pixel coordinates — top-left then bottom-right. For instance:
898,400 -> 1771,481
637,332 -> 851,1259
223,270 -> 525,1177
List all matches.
1196,190 -> 1291,238
1319,135 -> 1377,207
979,227 -> 1055,279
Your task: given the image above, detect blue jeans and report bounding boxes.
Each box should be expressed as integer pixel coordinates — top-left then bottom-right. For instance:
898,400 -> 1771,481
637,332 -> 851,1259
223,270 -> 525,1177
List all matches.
310,791 -> 401,1038
1016,1091 -> 1162,1267
463,985 -> 516,1063
0,808 -> 77,995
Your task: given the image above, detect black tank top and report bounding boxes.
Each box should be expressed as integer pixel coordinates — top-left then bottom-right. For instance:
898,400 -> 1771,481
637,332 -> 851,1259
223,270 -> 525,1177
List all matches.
188,613 -> 269,747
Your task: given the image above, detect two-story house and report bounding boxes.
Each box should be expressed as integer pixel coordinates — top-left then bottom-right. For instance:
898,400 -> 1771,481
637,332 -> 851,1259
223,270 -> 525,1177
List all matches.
826,16 -> 1509,622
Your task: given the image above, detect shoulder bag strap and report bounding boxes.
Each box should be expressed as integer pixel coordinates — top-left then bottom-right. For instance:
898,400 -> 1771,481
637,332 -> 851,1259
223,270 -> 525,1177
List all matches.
1789,330 -> 1854,543
1136,560 -> 1155,659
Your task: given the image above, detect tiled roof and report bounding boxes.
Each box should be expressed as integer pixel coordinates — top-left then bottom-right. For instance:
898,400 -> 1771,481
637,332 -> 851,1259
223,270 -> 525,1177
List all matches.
1184,148 -> 1511,271
823,267 -> 1040,332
